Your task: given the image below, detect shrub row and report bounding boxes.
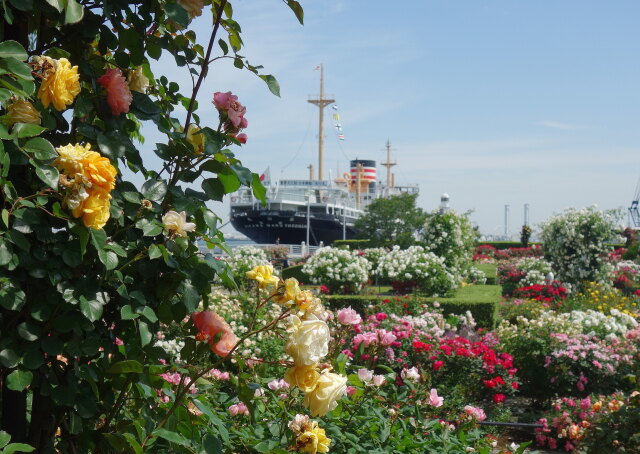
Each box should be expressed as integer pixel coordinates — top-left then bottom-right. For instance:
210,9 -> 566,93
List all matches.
331,239 -> 372,249
322,295 -> 498,329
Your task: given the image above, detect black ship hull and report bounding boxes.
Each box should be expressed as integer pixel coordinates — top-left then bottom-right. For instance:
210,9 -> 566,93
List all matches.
230,210 -> 357,245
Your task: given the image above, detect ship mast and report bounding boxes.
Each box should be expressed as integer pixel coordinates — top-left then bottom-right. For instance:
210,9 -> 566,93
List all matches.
307,64 -> 334,181
381,139 -> 397,191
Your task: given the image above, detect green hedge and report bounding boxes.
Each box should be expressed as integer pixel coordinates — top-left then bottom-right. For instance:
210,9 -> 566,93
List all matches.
322,295 -> 498,329
332,239 -> 372,250
475,241 -> 542,250
281,264 -> 308,282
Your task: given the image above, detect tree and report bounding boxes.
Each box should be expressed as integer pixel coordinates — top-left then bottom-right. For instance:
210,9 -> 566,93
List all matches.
354,193 -> 426,249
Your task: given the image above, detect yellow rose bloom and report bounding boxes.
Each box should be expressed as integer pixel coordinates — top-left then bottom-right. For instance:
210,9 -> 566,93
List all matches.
127,66 -> 149,93
78,190 -> 111,230
304,372 -> 347,417
37,58 -> 81,111
54,143 -> 117,230
186,124 -> 205,154
246,265 -> 278,289
4,99 -> 41,127
297,421 -> 331,454
284,364 -> 320,393
274,278 -> 301,305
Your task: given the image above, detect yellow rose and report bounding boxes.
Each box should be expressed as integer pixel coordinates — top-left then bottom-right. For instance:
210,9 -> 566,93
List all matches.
178,0 -> 204,19
186,124 -> 205,154
246,265 -> 278,289
304,371 -> 347,417
284,364 -> 320,393
79,190 -> 111,230
4,99 -> 41,127
274,278 -> 301,305
285,315 -> 330,366
37,58 -> 81,111
297,421 -> 331,454
127,66 -> 149,93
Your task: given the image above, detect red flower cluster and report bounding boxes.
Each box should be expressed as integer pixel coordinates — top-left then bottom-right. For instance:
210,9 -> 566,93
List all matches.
512,281 -> 568,305
474,244 -> 543,261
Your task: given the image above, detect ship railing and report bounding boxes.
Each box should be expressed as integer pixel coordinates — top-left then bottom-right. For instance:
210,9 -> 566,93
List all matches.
199,242 -> 321,259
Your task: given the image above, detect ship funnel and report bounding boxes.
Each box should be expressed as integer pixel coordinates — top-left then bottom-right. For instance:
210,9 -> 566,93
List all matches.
350,159 -> 376,194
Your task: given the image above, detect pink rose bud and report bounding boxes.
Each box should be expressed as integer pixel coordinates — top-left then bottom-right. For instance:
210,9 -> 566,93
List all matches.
337,307 -> 362,325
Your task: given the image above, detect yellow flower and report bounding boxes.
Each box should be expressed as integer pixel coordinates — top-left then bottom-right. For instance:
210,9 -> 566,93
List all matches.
274,278 -> 301,305
37,57 -> 81,111
127,66 -> 149,93
54,143 -> 117,229
186,124 -> 205,154
178,0 -> 204,19
297,422 -> 331,454
4,99 -> 41,127
162,210 -> 196,237
304,371 -> 347,417
284,364 -> 320,393
79,190 -> 112,230
246,265 -> 278,289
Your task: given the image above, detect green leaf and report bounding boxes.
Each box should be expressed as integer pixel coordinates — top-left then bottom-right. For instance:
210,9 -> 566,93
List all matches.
218,39 -> 228,56
97,132 -> 127,160
12,123 -> 46,138
142,222 -> 163,237
97,249 -> 118,270
251,173 -> 267,204
9,0 -> 33,11
140,306 -> 158,323
148,244 -> 162,260
0,286 -> 26,311
0,88 -> 11,103
201,178 -> 224,202
120,305 -> 139,320
0,241 -> 11,266
138,321 -> 152,347
45,0 -> 63,12
79,296 -> 104,322
259,74 -> 280,97
2,442 -> 35,453
141,179 -> 167,202
0,41 -> 28,60
1,209 -> 8,228
165,3 -> 189,28
218,172 -> 241,193
64,0 -> 84,24
286,0 -> 304,24
17,322 -> 38,341
153,428 -> 189,447
0,58 -> 33,80
23,138 -> 56,160
33,162 -> 59,189
89,228 -> 107,250
0,431 -> 9,449
0,349 -> 20,368
6,370 -> 32,391
107,360 -> 144,374
203,434 -> 222,454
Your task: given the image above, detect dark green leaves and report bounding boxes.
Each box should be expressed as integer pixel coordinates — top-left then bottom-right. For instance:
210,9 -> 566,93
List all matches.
286,0 -> 304,24
142,179 -> 167,202
0,41 -> 27,60
107,360 -> 144,374
23,138 -> 57,161
12,124 -> 47,139
165,3 -> 189,28
64,0 -> 84,24
6,370 -> 32,391
251,173 -> 267,204
33,161 -> 59,190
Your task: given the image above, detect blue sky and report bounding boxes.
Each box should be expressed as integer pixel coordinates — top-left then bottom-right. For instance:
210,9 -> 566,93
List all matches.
143,0 -> 640,237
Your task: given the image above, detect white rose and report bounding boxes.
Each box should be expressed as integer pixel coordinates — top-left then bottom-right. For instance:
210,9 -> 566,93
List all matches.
285,315 -> 330,365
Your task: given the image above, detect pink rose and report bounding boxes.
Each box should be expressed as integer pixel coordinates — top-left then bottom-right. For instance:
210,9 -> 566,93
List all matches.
377,329 -> 397,346
212,91 -> 247,132
192,311 -> 238,357
372,375 -> 386,387
357,368 -> 373,383
464,405 -> 486,421
346,386 -> 356,397
97,68 -> 132,116
228,402 -> 249,416
428,388 -> 444,407
337,307 -> 362,325
234,133 -> 248,144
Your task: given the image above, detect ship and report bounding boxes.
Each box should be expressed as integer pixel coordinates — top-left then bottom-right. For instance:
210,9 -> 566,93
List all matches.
229,66 -> 419,246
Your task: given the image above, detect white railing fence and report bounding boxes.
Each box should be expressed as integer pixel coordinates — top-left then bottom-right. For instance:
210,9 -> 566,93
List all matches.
200,242 -> 322,259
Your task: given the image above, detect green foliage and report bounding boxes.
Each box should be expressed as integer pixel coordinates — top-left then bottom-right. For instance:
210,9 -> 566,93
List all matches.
422,210 -> 477,270
332,239 -> 371,250
281,264 -> 308,282
354,193 -> 426,249
0,1 -> 299,451
476,241 -> 542,250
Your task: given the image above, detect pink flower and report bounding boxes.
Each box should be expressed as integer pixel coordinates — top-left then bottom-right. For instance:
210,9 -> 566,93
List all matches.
433,360 -> 444,371
375,312 -> 388,321
192,311 -> 238,357
377,329 -> 397,346
228,402 -> 249,416
580,397 -> 591,410
337,307 -> 362,325
267,379 -> 289,391
548,438 -> 557,449
213,91 -> 247,131
346,386 -> 357,397
373,375 -> 386,387
464,405 -> 486,421
357,368 -> 373,383
114,337 -> 124,346
401,367 -> 420,383
97,68 -> 132,116
428,388 -> 444,407
234,133 -> 248,144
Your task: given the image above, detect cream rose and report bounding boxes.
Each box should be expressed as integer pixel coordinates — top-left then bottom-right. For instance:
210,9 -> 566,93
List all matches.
284,364 -> 320,393
304,371 -> 347,417
285,315 -> 330,365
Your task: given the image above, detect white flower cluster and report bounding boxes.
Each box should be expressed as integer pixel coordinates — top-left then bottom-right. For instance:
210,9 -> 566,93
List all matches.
391,309 -> 476,339
540,206 -> 621,285
302,247 -> 370,292
226,245 -> 270,281
614,260 -> 640,276
517,257 -> 554,286
496,308 -> 638,342
463,266 -> 487,285
422,210 -> 476,269
154,338 -> 185,362
376,245 -> 458,295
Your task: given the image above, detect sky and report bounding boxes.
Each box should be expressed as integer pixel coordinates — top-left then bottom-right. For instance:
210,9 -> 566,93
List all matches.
140,0 -> 640,238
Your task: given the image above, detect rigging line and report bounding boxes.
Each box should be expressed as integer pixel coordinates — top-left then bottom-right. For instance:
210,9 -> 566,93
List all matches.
332,130 -> 352,163
281,104 -> 314,171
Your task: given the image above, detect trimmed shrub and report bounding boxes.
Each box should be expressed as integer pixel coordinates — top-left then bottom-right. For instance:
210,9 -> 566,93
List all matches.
332,239 -> 371,250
